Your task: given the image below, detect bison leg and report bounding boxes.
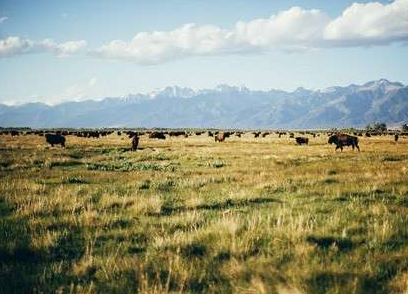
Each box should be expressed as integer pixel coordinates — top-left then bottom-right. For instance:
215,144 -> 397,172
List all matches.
356,144 -> 360,152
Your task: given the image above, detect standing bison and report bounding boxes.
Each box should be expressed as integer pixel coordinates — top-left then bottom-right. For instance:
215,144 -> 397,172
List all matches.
149,132 -> 166,140
45,134 -> 66,147
215,132 -> 226,142
295,137 -> 309,145
131,133 -> 139,151
328,134 -> 359,151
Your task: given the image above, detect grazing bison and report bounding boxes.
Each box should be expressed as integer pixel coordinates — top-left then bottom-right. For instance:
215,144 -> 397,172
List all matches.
45,134 -> 66,147
131,134 -> 139,151
295,137 -> 309,145
328,134 -> 359,151
169,131 -> 186,137
149,132 -> 166,140
215,132 -> 226,142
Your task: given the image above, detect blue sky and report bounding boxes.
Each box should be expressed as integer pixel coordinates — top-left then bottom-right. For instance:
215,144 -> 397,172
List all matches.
1,0 -> 408,104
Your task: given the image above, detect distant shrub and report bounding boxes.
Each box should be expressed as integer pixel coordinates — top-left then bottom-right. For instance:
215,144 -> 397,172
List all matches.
154,179 -> 176,192
138,153 -> 170,161
46,160 -> 82,168
324,178 -> 339,184
210,160 -> 225,168
62,176 -> 88,184
306,235 -> 354,250
0,160 -> 13,168
181,242 -> 207,259
86,161 -> 172,172
69,152 -> 84,159
139,180 -> 151,190
381,155 -> 403,162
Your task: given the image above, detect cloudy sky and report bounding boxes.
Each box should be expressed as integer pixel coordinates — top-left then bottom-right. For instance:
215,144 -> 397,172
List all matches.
1,0 -> 408,104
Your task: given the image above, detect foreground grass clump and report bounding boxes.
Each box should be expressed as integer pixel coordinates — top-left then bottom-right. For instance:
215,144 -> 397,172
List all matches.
0,133 -> 408,293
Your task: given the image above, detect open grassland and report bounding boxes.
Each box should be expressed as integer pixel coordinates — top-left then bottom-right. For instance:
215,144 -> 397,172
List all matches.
1,132 -> 408,294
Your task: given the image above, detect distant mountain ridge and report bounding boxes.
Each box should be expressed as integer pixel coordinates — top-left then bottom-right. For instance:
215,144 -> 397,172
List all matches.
0,79 -> 407,128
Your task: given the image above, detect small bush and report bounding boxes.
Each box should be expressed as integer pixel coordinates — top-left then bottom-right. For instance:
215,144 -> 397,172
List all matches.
323,178 -> 339,184
181,243 -> 207,259
139,180 -> 151,190
0,160 -> 13,168
138,153 -> 170,161
62,177 -> 88,184
381,155 -> 404,162
209,160 -> 225,168
69,152 -> 84,159
86,161 -> 170,172
46,160 -> 82,168
154,180 -> 176,192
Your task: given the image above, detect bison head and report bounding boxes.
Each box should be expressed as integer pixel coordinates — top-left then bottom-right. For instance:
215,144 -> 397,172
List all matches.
328,135 -> 337,145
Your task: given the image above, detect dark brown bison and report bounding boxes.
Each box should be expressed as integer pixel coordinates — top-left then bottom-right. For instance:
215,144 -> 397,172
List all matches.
215,132 -> 226,142
149,132 -> 166,140
394,134 -> 399,142
169,131 -> 186,137
295,137 -> 309,145
45,134 -> 66,147
131,133 -> 139,151
328,134 -> 359,151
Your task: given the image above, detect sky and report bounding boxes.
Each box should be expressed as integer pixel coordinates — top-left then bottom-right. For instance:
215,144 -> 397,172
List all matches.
0,0 -> 408,105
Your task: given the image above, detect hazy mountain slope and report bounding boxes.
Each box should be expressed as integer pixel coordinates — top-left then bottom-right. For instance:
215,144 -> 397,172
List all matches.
0,79 -> 407,128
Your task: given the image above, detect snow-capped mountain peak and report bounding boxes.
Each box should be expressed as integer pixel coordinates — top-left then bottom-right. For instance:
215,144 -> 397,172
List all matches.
149,86 -> 197,98
361,79 -> 404,91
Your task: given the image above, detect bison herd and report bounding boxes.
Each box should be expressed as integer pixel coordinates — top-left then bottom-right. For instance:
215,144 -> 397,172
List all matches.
0,129 -> 406,152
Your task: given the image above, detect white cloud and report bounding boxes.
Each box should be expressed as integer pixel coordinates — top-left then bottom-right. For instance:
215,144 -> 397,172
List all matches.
324,0 -> 408,46
92,0 -> 408,65
0,36 -> 86,58
0,16 -> 8,24
92,23 -> 244,65
1,0 -> 407,64
234,7 -> 329,50
55,40 -> 87,57
89,7 -> 329,64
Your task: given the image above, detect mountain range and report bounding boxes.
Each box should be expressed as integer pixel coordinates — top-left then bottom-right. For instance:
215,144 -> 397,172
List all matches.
0,79 -> 407,129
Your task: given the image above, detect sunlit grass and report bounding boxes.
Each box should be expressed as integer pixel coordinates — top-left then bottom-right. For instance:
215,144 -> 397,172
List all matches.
0,132 -> 408,293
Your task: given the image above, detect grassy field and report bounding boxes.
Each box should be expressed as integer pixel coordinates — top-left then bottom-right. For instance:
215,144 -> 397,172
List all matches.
1,132 -> 408,294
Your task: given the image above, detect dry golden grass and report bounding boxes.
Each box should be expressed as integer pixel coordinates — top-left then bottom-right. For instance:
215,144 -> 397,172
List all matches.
0,132 -> 408,293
